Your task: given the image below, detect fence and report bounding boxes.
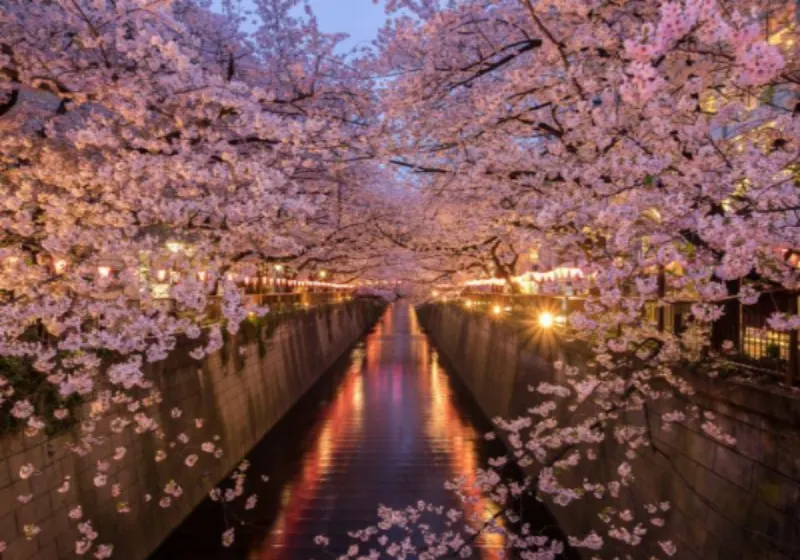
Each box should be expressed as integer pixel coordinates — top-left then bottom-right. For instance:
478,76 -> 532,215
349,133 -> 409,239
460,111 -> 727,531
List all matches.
461,292 -> 584,321
459,290 -> 799,385
178,292 -> 351,323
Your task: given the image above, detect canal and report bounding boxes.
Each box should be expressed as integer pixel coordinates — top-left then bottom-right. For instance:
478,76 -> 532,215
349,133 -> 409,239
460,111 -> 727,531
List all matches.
151,303 -> 565,559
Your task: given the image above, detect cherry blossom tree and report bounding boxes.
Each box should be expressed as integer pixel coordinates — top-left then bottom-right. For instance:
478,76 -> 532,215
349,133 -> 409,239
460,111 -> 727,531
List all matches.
322,0 -> 799,558
1,0 -> 798,557
0,0 -> 395,553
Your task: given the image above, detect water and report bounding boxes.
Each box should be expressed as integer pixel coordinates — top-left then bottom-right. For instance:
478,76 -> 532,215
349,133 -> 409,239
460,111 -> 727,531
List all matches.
152,303 -> 565,559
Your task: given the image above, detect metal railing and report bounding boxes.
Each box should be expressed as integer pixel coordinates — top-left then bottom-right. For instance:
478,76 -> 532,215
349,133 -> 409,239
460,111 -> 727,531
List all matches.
164,292 -> 353,324
458,290 -> 799,385
459,292 -> 584,323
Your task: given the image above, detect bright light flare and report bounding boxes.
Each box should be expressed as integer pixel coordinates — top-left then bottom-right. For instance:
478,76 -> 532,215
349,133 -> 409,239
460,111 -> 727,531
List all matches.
492,305 -> 502,316
538,311 -> 554,328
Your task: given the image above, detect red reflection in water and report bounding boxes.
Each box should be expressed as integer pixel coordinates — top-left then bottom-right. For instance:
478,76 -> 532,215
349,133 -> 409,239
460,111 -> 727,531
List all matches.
249,303 -> 506,559
251,346 -> 366,558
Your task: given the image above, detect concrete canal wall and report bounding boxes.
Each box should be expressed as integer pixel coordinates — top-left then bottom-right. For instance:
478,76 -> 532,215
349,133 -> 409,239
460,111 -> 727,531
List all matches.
0,300 -> 384,560
418,303 -> 800,560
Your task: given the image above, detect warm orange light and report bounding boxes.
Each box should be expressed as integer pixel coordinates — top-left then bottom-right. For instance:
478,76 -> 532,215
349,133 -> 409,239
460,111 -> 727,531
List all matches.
97,266 -> 111,278
539,311 -> 554,328
156,269 -> 167,282
166,241 -> 183,253
53,259 -> 67,274
492,304 -> 502,316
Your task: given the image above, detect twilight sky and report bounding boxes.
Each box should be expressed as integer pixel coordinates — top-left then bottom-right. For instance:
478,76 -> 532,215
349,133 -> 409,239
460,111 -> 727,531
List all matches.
305,0 -> 387,52
218,0 -> 389,52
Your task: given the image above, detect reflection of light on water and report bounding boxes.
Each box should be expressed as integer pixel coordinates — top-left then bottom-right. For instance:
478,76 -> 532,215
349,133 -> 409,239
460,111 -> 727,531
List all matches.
252,345 -> 368,558
251,305 -> 506,559
418,308 -> 506,557
317,425 -> 333,469
352,374 -> 364,412
430,354 -> 445,408
280,486 -> 292,506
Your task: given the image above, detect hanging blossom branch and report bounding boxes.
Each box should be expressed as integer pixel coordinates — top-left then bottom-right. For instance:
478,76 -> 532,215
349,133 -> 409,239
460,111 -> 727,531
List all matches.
0,0 -> 398,554
319,0 -> 798,558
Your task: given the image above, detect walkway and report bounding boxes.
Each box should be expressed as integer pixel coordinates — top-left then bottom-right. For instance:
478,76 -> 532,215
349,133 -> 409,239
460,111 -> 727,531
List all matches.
153,304 -> 549,559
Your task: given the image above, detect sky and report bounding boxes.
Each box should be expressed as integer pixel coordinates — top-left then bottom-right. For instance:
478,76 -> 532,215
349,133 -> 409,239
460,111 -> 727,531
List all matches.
219,0 -> 389,53
305,0 -> 388,52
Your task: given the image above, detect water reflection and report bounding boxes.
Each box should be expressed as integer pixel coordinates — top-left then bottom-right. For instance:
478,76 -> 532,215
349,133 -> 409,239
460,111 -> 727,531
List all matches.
153,303 -> 552,559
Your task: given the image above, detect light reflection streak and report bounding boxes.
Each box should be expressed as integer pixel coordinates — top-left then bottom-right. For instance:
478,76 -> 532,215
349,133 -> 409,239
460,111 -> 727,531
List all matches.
250,304 -> 508,559
412,304 -> 506,558
250,344 -> 366,559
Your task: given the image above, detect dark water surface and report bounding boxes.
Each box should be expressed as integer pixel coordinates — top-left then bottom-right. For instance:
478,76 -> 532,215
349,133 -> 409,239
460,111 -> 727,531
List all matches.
151,303 -> 563,559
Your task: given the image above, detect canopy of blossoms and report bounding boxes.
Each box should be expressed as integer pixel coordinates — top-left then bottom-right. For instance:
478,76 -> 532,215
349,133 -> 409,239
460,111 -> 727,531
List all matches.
1,0 -> 797,558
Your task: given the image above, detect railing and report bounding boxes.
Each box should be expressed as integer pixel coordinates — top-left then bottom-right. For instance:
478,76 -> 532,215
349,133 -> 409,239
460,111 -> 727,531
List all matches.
458,290 -> 799,385
460,292 -> 585,323
71,288 -> 354,340
171,292 -> 352,324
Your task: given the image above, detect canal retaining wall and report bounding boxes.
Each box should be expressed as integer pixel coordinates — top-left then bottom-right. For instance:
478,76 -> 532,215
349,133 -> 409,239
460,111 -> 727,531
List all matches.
418,303 -> 800,560
0,300 -> 384,560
